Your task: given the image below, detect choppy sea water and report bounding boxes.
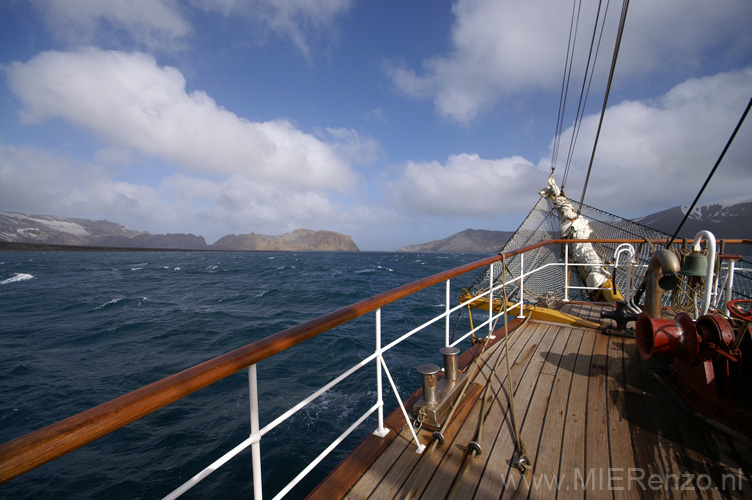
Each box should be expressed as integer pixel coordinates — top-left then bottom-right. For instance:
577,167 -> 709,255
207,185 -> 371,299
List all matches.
0,251 -> 488,499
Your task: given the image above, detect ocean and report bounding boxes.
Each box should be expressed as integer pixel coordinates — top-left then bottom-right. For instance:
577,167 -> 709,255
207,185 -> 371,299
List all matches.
0,251 -> 488,499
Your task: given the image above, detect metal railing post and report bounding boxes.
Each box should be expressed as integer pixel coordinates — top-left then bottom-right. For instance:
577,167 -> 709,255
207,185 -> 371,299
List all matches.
564,245 -> 570,301
519,253 -> 525,318
445,280 -> 451,347
373,308 -> 389,438
488,263 -> 495,339
248,365 -> 263,500
724,260 -> 737,316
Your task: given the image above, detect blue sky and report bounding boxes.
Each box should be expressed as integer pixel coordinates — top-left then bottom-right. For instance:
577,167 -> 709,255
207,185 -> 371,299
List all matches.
1,0 -> 751,250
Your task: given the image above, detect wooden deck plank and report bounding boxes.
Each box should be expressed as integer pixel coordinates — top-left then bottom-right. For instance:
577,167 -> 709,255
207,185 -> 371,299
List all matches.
621,338 -> 675,500
606,336 -> 641,500
581,303 -> 606,322
523,328 -> 584,499
558,329 -> 596,500
584,330 -> 610,495
643,366 -> 733,499
499,326 -> 572,500
701,428 -> 752,498
350,382 -> 482,500
634,355 -> 707,500
473,324 -> 562,500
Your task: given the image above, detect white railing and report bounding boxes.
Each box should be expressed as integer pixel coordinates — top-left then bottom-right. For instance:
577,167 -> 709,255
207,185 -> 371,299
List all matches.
164,259 -> 533,499
163,244 -> 751,499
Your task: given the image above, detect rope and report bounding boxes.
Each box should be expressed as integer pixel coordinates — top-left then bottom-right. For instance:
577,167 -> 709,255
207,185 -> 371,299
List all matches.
577,0 -> 630,216
562,0 -> 611,187
449,307 -> 464,344
402,438 -> 441,500
550,0 -> 583,175
499,255 -> 530,473
446,452 -> 475,500
445,256 -> 531,500
666,97 -> 752,247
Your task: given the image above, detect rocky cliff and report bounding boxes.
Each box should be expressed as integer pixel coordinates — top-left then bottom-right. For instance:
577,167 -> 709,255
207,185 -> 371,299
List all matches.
212,229 -> 358,251
398,229 -> 514,253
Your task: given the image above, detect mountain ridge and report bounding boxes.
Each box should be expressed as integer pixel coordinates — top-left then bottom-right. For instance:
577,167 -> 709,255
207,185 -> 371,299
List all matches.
2,195 -> 749,253
634,196 -> 752,240
397,228 -> 514,253
398,197 -> 752,253
0,211 -> 358,251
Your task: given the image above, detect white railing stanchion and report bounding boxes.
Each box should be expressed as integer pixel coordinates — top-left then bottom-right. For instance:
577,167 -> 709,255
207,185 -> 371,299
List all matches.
564,245 -> 570,301
488,263 -> 495,339
379,357 -> 425,454
519,253 -> 525,318
445,280 -> 451,347
724,260 -> 737,316
249,364 -> 263,500
373,308 -> 389,438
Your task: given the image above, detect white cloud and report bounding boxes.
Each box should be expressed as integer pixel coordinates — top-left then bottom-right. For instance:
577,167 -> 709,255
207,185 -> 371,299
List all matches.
193,0 -> 352,62
6,47 -> 357,192
388,68 -> 752,221
0,142 -> 349,242
321,127 -> 382,165
558,68 -> 752,217
162,173 -> 341,238
388,154 -> 544,217
616,0 -> 752,77
28,0 -> 353,60
385,0 -> 752,123
0,142 -> 164,224
32,0 -> 191,52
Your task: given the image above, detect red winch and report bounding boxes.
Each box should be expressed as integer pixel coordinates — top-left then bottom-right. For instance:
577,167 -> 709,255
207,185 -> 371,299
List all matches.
635,299 -> 752,437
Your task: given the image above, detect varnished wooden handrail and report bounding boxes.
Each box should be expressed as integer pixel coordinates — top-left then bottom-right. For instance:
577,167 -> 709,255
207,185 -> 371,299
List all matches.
0,237 -> 747,482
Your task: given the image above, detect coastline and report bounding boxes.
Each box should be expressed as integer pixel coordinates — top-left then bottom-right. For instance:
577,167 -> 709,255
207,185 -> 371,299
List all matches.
0,241 -> 279,253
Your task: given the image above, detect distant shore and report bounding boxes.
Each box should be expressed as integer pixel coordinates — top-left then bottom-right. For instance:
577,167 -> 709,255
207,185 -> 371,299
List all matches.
0,241 -> 238,253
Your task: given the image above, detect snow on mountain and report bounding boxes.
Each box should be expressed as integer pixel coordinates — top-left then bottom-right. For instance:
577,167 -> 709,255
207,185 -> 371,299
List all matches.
637,197 -> 752,244
0,210 -> 153,247
0,210 -> 355,251
681,194 -> 752,222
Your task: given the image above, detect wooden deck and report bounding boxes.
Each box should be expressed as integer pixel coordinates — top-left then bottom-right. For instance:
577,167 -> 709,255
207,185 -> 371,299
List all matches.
309,303 -> 752,500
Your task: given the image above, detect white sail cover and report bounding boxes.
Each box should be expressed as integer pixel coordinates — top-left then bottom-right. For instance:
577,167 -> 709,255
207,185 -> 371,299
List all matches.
538,176 -> 610,289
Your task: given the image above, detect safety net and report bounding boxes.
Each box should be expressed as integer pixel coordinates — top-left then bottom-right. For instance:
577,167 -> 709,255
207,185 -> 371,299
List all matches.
464,195 -> 751,310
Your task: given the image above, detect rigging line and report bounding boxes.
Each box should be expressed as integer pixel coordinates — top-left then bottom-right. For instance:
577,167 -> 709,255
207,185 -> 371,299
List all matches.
666,97 -> 752,248
562,0 -> 611,187
577,0 -> 630,217
550,0 -> 582,175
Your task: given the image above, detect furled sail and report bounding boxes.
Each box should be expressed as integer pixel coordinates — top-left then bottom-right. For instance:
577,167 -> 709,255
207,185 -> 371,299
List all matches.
538,175 -> 611,291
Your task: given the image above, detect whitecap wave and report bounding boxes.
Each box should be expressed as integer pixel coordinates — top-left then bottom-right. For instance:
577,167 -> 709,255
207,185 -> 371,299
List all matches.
1,273 -> 34,284
93,298 -> 123,310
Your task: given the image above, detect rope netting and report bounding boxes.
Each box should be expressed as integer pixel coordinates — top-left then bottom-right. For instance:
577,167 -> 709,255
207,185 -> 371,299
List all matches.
465,196 -> 751,309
